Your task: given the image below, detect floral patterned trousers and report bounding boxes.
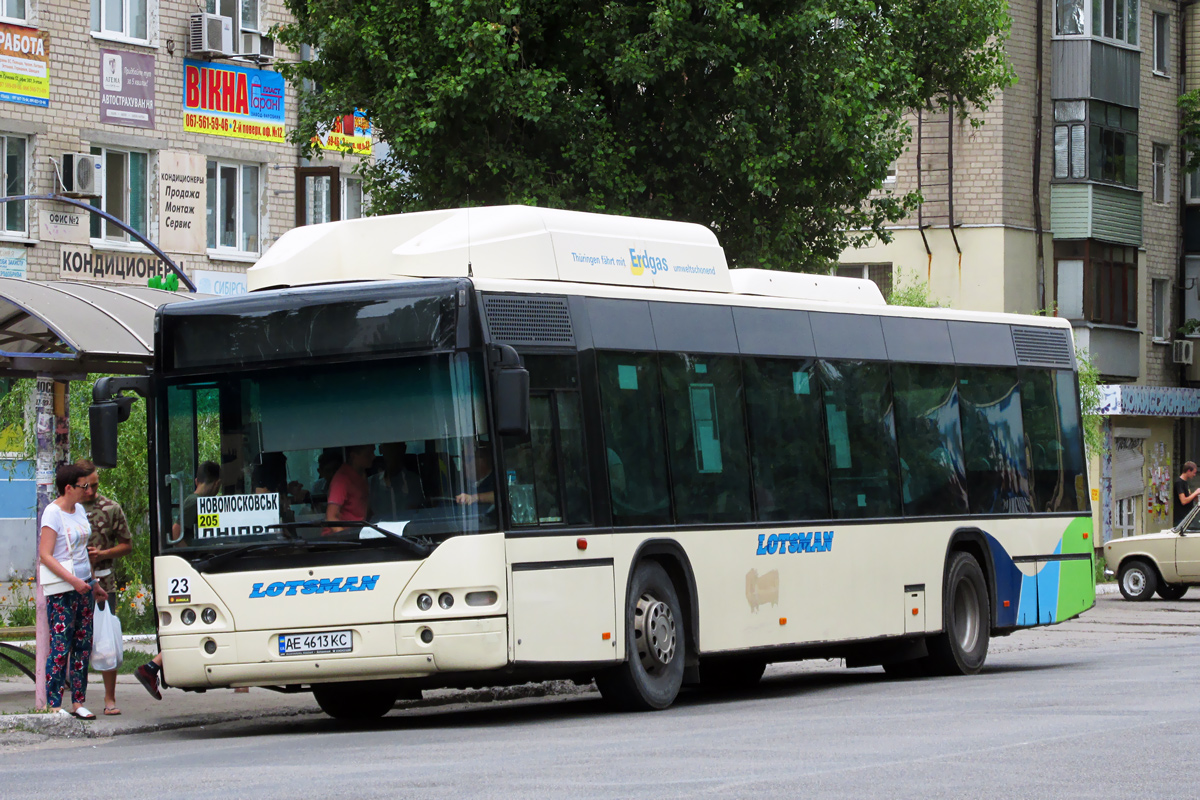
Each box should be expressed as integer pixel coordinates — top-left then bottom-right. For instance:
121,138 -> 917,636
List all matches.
44,588 -> 93,709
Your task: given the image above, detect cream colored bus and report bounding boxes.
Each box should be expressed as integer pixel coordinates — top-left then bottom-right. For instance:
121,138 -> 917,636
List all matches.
91,206 -> 1095,718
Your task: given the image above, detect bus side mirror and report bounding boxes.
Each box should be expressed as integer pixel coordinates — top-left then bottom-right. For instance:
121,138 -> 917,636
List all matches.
492,346 -> 530,438
89,376 -> 149,468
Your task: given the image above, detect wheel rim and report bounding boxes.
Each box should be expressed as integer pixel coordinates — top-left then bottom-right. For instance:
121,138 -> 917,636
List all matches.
1123,568 -> 1145,596
951,576 -> 980,652
634,592 -> 677,673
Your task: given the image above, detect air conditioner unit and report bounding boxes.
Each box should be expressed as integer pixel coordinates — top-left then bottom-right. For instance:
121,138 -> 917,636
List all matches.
188,12 -> 234,57
1174,339 -> 1195,365
241,32 -> 275,63
60,153 -> 102,196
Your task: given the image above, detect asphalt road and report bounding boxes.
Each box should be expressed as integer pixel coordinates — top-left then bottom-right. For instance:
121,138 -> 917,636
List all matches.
2,592 -> 1198,799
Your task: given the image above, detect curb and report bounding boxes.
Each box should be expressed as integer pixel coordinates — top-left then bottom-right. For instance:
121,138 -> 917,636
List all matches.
1096,582 -> 1119,596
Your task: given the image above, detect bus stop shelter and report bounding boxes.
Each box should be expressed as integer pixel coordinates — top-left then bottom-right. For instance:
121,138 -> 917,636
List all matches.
0,279 -> 210,702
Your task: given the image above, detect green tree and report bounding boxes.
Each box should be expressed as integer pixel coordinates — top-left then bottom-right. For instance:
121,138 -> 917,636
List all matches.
275,0 -> 1014,269
886,275 -> 944,307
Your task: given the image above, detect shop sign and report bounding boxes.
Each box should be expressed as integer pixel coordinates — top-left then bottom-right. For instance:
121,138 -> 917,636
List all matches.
0,245 -> 26,279
99,49 -> 155,128
183,59 -> 285,142
158,151 -> 207,254
316,111 -> 372,155
60,243 -> 178,285
0,22 -> 48,107
38,206 -> 88,244
192,268 -> 247,297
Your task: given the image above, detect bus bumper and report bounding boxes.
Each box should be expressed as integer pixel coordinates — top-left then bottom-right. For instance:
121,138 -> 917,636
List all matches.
161,616 -> 508,688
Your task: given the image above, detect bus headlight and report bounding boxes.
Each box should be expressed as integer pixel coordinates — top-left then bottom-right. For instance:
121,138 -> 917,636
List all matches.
438,592 -> 454,610
159,611 -> 172,627
201,607 -> 217,624
417,593 -> 433,611
181,608 -> 196,625
466,591 -> 498,607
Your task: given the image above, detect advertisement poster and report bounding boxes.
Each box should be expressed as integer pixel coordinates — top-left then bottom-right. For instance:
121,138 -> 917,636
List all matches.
158,150 -> 206,253
0,23 -> 49,107
100,49 -> 155,128
192,268 -> 248,297
60,243 -> 177,285
316,111 -> 372,155
0,245 -> 26,279
183,59 -> 285,142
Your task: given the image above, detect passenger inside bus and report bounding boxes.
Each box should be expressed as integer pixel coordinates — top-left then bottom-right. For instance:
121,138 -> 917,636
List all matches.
171,460 -> 222,544
325,444 -> 374,533
369,442 -> 425,521
455,441 -> 495,513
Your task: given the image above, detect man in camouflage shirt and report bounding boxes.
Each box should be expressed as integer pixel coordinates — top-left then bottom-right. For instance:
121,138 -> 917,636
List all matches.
77,459 -> 133,716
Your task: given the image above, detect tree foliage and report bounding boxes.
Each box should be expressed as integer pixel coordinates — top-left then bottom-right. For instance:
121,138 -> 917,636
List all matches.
276,0 -> 1014,269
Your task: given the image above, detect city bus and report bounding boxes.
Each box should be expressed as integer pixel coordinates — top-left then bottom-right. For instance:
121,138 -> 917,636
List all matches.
91,206 -> 1094,718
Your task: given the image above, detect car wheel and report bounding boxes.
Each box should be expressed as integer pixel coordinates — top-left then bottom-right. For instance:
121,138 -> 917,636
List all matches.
1118,560 -> 1157,602
596,561 -> 686,711
925,551 -> 990,676
313,681 -> 399,720
1156,582 -> 1188,601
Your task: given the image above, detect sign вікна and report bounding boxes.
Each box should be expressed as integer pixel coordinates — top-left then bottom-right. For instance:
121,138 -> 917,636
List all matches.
183,59 -> 285,143
100,49 -> 155,129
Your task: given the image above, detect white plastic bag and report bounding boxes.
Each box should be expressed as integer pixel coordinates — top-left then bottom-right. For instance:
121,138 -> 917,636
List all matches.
91,600 -> 123,672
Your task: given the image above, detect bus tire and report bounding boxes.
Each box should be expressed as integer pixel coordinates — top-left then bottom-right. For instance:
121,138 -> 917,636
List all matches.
596,561 -> 685,711
697,656 -> 767,692
1156,582 -> 1188,601
312,681 -> 399,720
1118,559 -> 1157,601
925,551 -> 989,676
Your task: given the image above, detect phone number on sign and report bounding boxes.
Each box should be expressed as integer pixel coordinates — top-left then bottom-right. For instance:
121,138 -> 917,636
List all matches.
184,113 -> 230,132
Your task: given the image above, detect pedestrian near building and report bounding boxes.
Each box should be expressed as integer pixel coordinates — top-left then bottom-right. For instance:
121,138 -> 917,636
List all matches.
77,458 -> 132,716
39,463 -> 108,719
1174,462 -> 1200,527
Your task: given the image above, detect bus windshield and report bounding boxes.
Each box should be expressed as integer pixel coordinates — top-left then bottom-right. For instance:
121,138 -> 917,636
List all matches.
161,352 -> 495,553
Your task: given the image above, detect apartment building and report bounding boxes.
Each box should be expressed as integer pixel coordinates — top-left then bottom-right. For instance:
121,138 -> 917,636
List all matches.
0,0 -> 368,575
839,0 -> 1200,544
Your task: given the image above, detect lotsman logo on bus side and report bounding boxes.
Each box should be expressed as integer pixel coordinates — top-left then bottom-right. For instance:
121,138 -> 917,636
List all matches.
249,575 -> 380,598
756,531 -> 834,556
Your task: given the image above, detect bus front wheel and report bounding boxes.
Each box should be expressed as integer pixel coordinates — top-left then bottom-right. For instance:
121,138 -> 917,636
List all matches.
596,561 -> 686,711
925,551 -> 990,676
313,680 -> 399,720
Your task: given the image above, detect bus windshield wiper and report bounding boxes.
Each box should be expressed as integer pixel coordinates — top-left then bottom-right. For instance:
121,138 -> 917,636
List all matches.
193,540 -> 360,572
266,520 -> 433,559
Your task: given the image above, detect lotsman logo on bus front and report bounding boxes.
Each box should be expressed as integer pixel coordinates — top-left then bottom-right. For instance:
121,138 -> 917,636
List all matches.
756,531 -> 834,556
248,575 -> 380,598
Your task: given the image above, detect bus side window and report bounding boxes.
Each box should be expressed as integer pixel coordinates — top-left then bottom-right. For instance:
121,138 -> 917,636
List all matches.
659,353 -> 752,524
959,367 -> 1033,514
819,359 -> 902,519
892,363 -> 969,517
596,352 -> 671,526
743,357 -> 831,522
1020,368 -> 1086,512
500,355 -> 592,527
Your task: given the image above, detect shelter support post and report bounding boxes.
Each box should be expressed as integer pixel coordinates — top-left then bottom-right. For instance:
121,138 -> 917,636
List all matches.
32,376 -> 69,709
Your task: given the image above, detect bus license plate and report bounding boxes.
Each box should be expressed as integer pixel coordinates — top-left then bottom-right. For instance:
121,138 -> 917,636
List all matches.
278,630 -> 352,656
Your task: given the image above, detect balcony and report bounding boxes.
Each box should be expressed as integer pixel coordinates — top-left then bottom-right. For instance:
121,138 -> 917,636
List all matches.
1071,322 -> 1140,382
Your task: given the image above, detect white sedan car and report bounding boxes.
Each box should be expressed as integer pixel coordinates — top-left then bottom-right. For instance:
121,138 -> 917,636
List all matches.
1104,505 -> 1200,601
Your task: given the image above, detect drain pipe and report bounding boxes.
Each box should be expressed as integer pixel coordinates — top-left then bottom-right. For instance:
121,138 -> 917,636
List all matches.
1033,0 -> 1047,311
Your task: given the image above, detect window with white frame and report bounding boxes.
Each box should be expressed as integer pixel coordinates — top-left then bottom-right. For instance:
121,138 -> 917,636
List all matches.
208,0 -> 266,54
882,161 -> 897,185
0,0 -> 27,23
1153,12 -> 1170,74
206,159 -> 260,254
343,177 -> 364,220
88,146 -> 148,243
1153,143 -> 1169,204
1152,278 -> 1170,341
0,135 -> 27,236
1054,0 -> 1138,44
1115,496 -> 1137,537
90,0 -> 148,42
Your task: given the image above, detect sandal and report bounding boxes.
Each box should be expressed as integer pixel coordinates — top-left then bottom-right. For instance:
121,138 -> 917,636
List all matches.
103,706 -> 121,716
52,708 -> 74,717
72,706 -> 96,720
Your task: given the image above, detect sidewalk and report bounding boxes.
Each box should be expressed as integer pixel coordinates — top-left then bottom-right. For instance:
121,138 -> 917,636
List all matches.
0,672 -> 323,740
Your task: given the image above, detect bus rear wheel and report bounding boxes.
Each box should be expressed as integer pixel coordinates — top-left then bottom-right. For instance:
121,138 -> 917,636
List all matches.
596,561 -> 685,711
313,680 -> 399,720
925,551 -> 990,676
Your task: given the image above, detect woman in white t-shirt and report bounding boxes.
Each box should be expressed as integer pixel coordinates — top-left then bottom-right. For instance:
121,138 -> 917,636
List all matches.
38,463 -> 109,720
